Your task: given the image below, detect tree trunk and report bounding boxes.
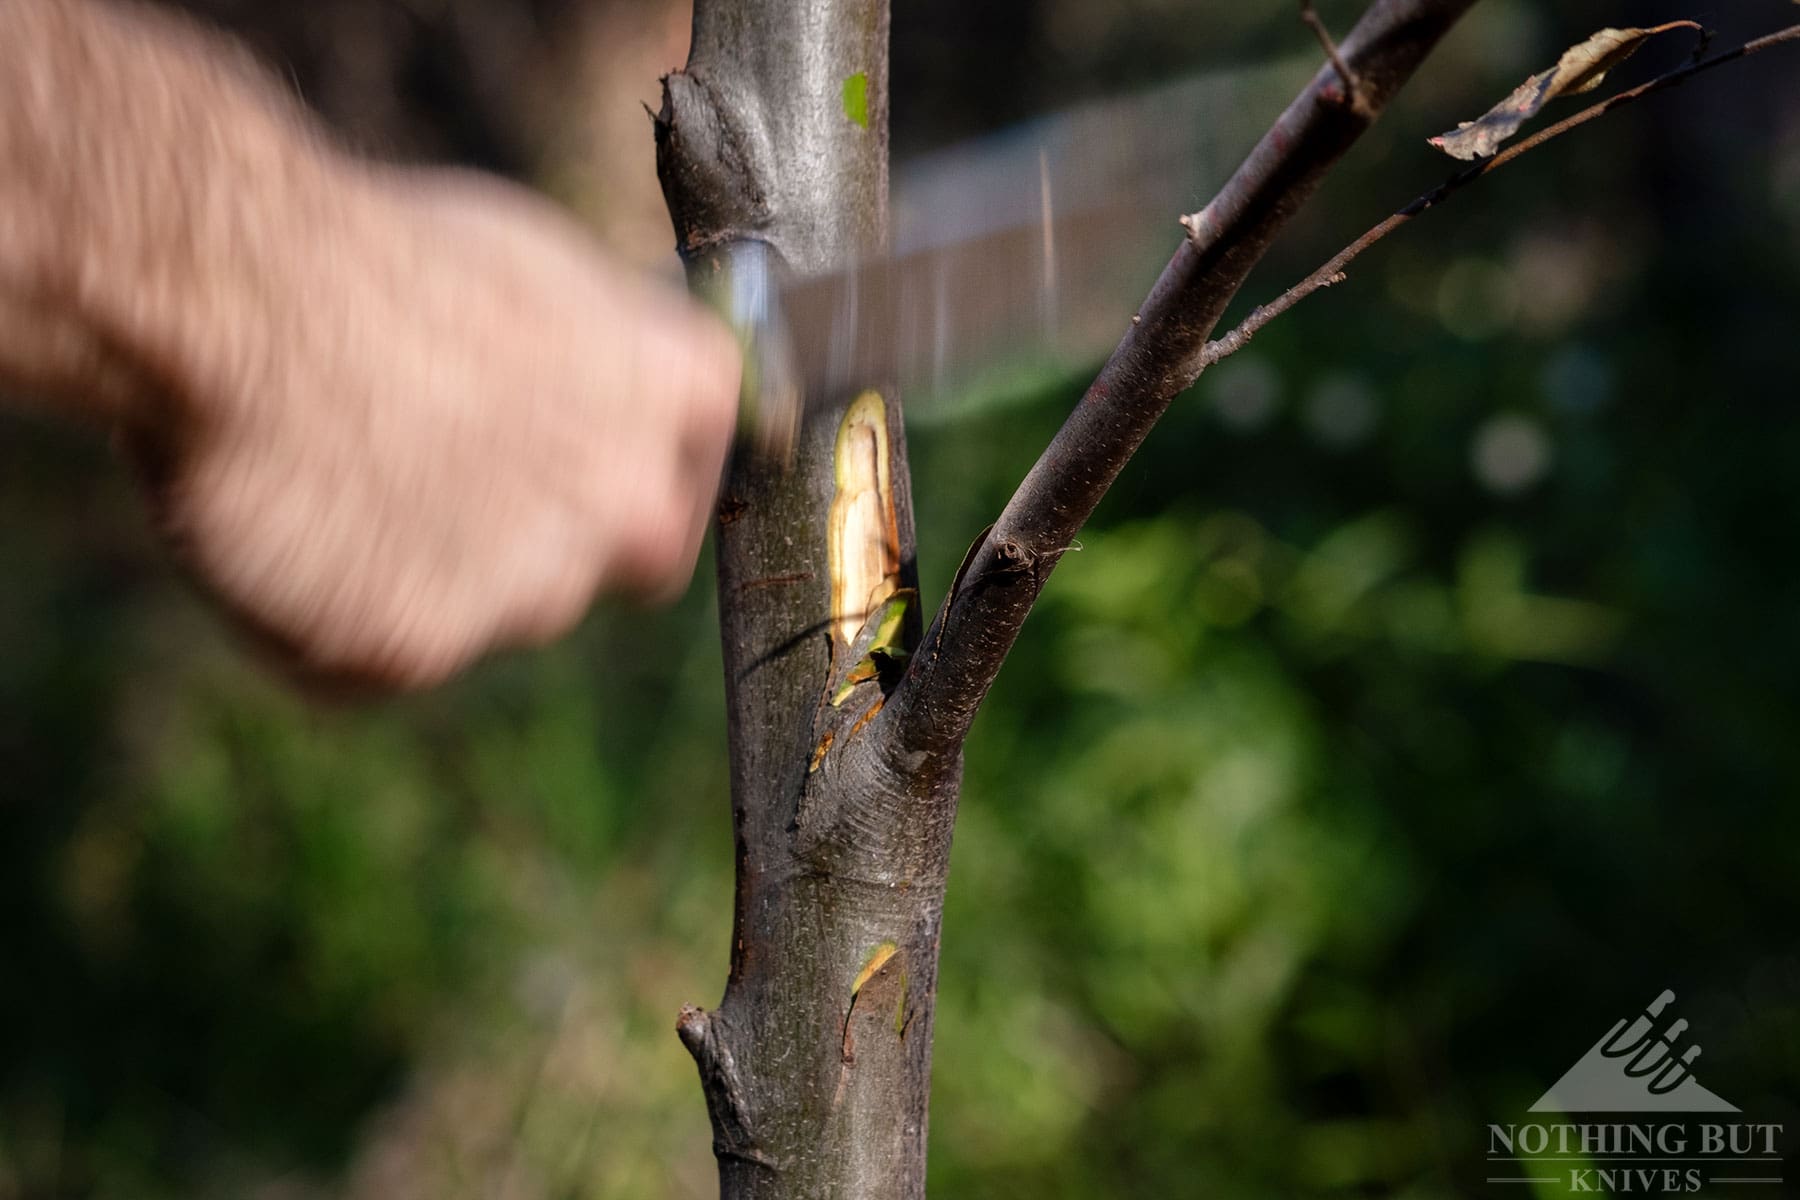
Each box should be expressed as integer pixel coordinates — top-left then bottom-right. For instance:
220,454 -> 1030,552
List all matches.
655,1 -> 953,1197
653,0 -> 1477,1195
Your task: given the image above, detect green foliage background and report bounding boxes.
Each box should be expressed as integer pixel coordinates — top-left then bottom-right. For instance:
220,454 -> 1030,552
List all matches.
4,1 -> 1799,1196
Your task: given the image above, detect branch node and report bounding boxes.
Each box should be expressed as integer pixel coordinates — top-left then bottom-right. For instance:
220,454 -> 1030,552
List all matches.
1178,209 -> 1207,246
1301,0 -> 1369,116
1688,26 -> 1717,66
675,1003 -> 712,1057
677,1005 -> 778,1172
1201,18 -> 1800,376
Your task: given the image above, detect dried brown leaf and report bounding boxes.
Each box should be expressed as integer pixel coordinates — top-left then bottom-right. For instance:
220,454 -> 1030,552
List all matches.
1430,21 -> 1702,160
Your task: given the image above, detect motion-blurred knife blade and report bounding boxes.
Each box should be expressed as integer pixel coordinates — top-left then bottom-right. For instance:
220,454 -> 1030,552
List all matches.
717,55 -> 1312,457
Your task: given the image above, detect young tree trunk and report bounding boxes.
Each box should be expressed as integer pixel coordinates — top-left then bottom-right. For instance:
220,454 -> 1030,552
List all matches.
654,0 -> 1476,1196
655,1 -> 953,1197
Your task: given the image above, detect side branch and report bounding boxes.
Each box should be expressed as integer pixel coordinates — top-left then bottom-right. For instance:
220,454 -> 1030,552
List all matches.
881,0 -> 1476,757
1203,20 -> 1800,368
1300,0 -> 1368,116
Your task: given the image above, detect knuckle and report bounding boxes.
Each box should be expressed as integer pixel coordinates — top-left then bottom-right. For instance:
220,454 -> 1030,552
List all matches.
622,538 -> 688,594
614,511 -> 699,596
508,565 -> 595,648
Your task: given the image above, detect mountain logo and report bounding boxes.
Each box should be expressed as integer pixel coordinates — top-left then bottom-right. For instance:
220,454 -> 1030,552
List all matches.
1529,989 -> 1739,1114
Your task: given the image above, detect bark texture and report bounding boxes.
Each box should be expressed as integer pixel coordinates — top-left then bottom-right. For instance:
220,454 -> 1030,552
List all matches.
656,1 -> 954,1197
884,0 -> 1478,758
655,1 -> 1475,1196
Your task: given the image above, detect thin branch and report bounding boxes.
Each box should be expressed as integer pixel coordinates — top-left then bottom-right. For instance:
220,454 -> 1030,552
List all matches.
1300,0 -> 1367,116
879,0 -> 1478,758
1202,20 -> 1800,369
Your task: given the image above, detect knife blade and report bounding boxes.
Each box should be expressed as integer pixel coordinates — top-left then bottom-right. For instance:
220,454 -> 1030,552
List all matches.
716,53 -> 1314,458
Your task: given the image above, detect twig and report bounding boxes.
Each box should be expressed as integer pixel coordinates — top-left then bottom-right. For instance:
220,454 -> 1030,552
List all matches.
882,0 -> 1480,757
1301,0 -> 1366,114
1200,20 -> 1800,369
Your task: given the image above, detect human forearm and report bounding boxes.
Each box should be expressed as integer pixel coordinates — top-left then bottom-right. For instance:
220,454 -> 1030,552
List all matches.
0,0 -> 346,427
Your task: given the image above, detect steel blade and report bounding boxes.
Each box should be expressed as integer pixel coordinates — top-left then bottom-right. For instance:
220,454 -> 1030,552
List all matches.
806,56 -> 1311,412
720,54 -> 1314,456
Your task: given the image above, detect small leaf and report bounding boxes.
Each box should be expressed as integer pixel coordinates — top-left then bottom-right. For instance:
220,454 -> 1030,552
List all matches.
842,72 -> 869,129
1429,22 -> 1700,160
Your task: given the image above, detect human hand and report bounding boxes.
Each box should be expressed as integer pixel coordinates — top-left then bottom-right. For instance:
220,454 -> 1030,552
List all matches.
127,164 -> 741,691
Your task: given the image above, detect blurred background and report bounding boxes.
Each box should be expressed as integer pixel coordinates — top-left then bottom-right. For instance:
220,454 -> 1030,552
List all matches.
4,0 -> 1800,1196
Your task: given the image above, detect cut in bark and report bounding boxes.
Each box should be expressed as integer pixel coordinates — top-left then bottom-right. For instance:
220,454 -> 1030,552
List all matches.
656,0 -> 946,1196
655,0 -> 1477,1195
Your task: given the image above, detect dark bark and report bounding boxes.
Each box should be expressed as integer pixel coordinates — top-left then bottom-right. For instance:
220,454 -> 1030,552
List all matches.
883,0 -> 1478,759
657,1 -> 954,1197
656,1 -> 1475,1196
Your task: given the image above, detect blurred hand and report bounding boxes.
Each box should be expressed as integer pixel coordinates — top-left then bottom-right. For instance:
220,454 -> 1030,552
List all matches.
129,167 -> 740,691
